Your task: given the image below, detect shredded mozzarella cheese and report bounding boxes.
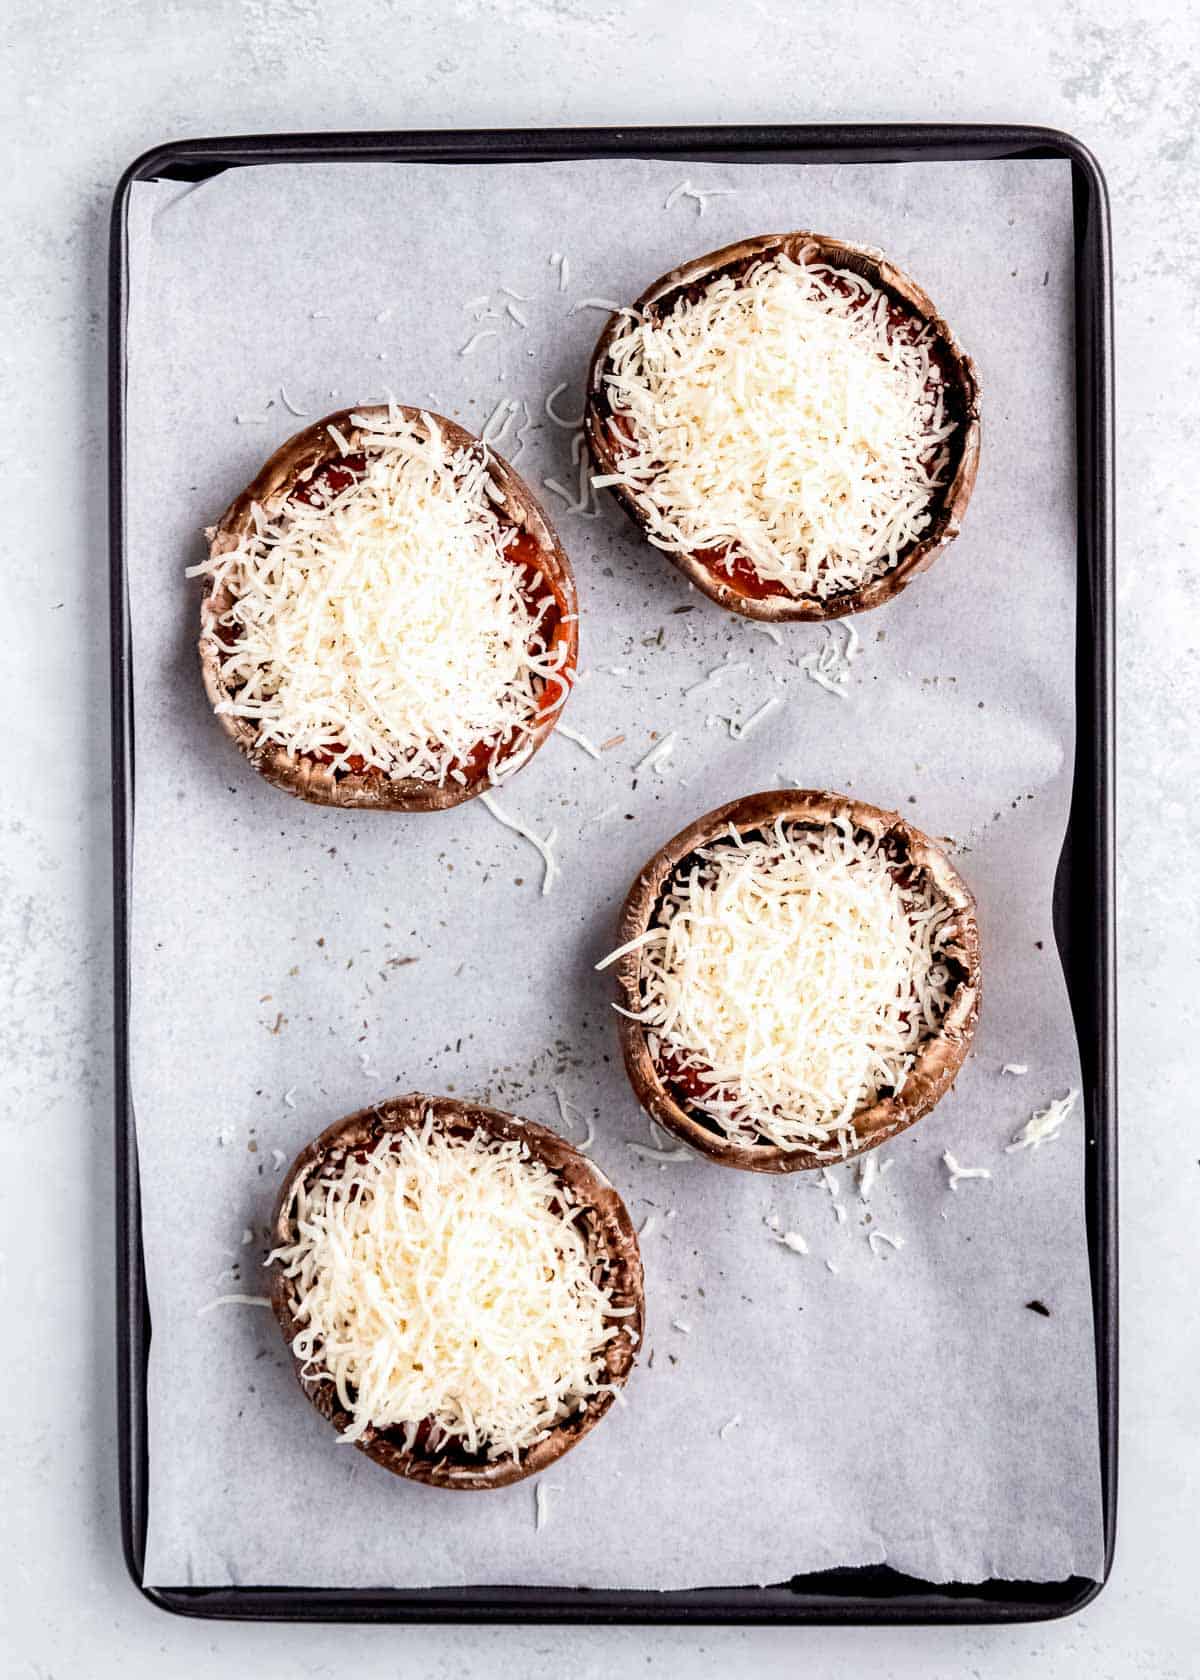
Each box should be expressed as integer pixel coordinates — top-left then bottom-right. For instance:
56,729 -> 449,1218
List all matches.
545,383 -> 585,429
617,815 -> 959,1152
595,252 -> 956,599
479,792 -> 559,895
556,723 -> 603,760
634,732 -> 677,775
192,410 -> 569,783
268,1118 -> 623,1459
802,622 -> 859,697
535,1481 -> 563,1531
686,659 -> 748,697
663,180 -> 739,216
942,1150 -> 992,1190
857,1152 -> 880,1202
626,1141 -> 694,1165
728,696 -> 782,739
1005,1090 -> 1079,1153
570,297 -> 629,315
771,1229 -> 809,1254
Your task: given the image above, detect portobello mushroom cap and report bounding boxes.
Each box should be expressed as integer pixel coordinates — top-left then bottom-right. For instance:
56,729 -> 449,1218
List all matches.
270,1092 -> 643,1488
585,233 -> 980,622
199,406 -> 578,810
613,789 -> 981,1173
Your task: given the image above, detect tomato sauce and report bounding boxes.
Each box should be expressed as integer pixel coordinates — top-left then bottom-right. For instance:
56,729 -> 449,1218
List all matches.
290,452 -> 369,508
657,1044 -> 722,1111
693,546 -> 795,602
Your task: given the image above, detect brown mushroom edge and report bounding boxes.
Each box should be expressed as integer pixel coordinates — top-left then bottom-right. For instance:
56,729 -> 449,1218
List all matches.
613,790 -> 982,1174
585,232 -> 981,624
198,406 -> 579,811
269,1092 -> 644,1489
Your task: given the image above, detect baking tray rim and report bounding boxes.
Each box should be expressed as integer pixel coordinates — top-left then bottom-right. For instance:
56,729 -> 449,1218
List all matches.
108,121 -> 1116,1626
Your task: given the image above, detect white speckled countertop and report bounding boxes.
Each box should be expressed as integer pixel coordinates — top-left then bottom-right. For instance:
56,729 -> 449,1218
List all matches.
2,2 -> 1196,1675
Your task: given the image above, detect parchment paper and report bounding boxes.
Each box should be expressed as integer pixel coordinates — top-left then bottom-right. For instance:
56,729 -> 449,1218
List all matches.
124,156 -> 1104,1589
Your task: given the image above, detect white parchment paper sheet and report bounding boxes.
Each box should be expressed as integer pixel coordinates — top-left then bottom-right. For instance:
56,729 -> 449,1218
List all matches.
124,156 -> 1104,1589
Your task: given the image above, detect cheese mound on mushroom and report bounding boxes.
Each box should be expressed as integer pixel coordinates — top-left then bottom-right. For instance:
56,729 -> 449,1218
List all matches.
625,817 -> 958,1152
594,254 -> 957,599
269,1118 -> 621,1459
192,410 -> 569,782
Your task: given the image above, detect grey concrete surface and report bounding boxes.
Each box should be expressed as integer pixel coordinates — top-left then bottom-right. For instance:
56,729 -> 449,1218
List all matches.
1,1 -> 1196,1675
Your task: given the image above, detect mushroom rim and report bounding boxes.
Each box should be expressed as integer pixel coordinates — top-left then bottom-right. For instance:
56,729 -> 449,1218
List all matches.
584,231 -> 981,624
611,788 -> 982,1174
198,405 -> 580,812
269,1092 -> 644,1489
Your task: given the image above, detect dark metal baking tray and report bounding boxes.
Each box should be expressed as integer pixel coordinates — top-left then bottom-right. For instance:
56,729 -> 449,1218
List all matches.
109,123 -> 1115,1624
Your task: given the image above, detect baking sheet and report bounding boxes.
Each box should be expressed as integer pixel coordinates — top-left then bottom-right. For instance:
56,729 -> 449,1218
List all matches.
123,156 -> 1104,1589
